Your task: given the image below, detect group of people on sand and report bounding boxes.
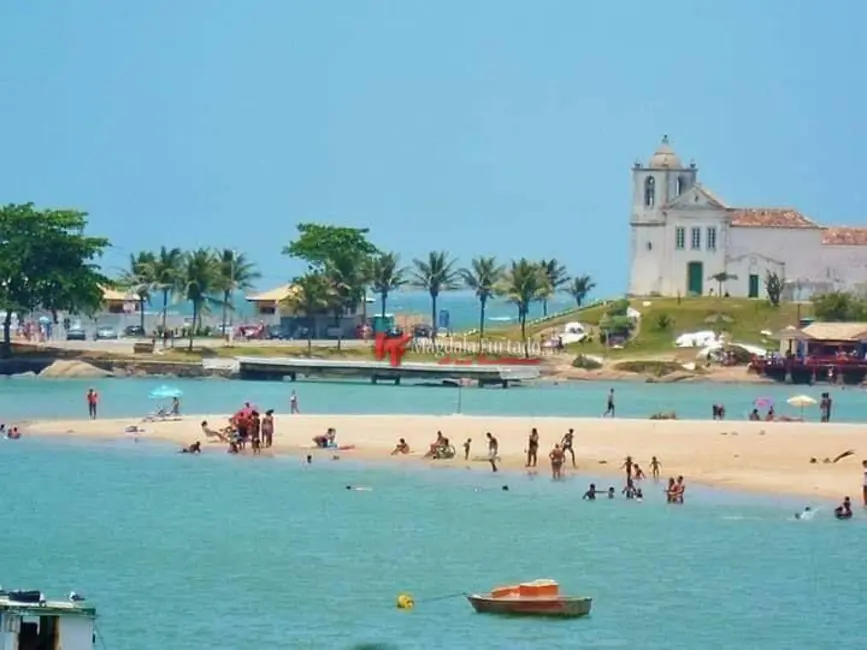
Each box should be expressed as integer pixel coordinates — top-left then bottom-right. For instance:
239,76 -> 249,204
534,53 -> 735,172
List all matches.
197,402 -> 276,455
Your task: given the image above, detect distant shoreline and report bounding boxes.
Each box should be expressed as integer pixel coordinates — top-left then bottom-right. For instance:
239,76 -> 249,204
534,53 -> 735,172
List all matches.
21,414 -> 866,501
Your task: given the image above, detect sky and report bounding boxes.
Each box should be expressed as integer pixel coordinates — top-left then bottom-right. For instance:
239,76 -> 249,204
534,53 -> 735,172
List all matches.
2,0 -> 866,296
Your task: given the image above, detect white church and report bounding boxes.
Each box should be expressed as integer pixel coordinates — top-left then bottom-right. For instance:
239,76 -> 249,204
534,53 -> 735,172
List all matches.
628,137 -> 867,299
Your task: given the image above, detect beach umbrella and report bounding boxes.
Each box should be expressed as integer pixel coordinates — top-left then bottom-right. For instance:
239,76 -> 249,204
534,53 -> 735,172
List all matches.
149,385 -> 183,400
786,394 -> 817,418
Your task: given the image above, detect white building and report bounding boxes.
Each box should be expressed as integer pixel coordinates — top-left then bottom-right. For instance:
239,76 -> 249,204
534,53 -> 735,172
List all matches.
628,136 -> 867,299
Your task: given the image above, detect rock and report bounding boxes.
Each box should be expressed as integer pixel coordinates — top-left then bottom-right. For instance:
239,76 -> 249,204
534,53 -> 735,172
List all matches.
11,371 -> 37,378
38,360 -> 113,379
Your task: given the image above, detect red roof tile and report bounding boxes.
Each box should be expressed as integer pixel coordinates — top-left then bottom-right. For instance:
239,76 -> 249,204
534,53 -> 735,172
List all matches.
822,227 -> 867,246
730,208 -> 819,229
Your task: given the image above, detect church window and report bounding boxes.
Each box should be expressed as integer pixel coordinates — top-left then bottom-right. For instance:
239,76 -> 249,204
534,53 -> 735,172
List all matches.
707,227 -> 717,251
644,177 -> 655,207
675,227 -> 685,250
691,227 -> 701,250
676,177 -> 684,196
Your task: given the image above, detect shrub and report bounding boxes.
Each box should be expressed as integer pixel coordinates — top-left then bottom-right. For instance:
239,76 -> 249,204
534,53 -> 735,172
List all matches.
613,360 -> 683,376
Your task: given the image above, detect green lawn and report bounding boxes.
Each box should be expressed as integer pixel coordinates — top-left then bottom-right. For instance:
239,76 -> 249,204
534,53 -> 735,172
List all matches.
492,296 -> 810,357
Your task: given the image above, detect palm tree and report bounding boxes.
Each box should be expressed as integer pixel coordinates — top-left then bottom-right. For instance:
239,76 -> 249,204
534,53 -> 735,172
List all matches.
324,253 -> 367,351
121,251 -> 156,331
499,258 -> 546,358
150,246 -> 184,338
215,249 -> 261,339
411,251 -> 460,340
460,256 -> 504,340
538,259 -> 570,316
180,248 -> 221,351
709,271 -> 738,297
369,252 -> 406,319
284,272 -> 333,354
568,274 -> 596,307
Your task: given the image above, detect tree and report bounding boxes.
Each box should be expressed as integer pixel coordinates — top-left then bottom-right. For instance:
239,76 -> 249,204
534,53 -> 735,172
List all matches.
568,275 -> 596,307
283,272 -> 334,353
282,223 -> 378,269
150,246 -> 184,338
180,248 -> 221,351
369,252 -> 406,319
812,291 -> 866,322
499,258 -> 546,358
0,203 -> 110,354
765,271 -> 785,307
708,271 -> 737,297
411,251 -> 460,340
121,251 -> 156,332
460,256 -> 504,340
538,259 -> 570,316
215,249 -> 260,339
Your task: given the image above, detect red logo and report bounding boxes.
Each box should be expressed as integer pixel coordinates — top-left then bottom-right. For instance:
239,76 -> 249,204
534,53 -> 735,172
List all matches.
374,332 -> 412,366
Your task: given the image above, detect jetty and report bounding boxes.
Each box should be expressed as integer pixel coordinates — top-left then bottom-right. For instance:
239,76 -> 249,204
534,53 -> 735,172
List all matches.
234,357 -> 540,387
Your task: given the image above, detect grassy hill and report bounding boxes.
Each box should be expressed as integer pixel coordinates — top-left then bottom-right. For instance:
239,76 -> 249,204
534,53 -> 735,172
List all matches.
489,296 -> 811,357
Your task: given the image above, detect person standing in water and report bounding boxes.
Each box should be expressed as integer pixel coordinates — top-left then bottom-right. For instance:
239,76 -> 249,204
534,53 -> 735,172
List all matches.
603,389 -> 615,417
526,428 -> 539,467
86,388 -> 99,420
549,443 -> 565,480
290,391 -> 300,414
862,459 -> 867,507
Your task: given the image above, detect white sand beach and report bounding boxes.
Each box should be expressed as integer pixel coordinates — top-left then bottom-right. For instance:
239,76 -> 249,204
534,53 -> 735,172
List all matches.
21,414 -> 867,500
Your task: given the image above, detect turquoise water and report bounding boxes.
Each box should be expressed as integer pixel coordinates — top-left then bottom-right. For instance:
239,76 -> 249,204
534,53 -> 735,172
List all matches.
149,289 -> 577,331
2,376 -> 867,422
2,436 -> 866,649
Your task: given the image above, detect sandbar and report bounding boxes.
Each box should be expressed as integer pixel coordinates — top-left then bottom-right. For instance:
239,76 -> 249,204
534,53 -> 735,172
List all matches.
21,414 -> 867,500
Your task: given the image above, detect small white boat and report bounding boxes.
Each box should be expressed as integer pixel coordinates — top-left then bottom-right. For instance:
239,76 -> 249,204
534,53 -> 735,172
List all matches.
0,588 -> 97,649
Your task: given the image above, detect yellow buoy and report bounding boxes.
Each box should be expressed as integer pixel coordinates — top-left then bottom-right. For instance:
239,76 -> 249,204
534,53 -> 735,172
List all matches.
396,593 -> 414,610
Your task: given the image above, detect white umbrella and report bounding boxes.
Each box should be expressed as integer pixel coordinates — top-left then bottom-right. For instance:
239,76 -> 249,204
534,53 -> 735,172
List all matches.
787,394 -> 817,418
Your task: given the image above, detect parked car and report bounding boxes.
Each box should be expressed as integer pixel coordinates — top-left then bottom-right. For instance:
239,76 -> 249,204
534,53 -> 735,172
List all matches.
94,326 -> 119,340
66,328 -> 87,341
266,325 -> 289,340
123,325 -> 146,337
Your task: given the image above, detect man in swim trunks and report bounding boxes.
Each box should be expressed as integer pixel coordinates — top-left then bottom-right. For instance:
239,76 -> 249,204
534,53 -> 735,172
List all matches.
526,428 -> 539,467
486,432 -> 499,472
561,428 -> 576,468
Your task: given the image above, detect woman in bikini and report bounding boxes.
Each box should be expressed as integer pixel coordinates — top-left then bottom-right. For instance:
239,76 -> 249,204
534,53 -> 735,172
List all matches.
549,443 -> 565,480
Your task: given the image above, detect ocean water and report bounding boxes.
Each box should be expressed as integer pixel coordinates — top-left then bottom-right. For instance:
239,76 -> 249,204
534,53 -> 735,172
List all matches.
143,290 -> 577,331
1,436 -> 865,649
2,376 -> 867,422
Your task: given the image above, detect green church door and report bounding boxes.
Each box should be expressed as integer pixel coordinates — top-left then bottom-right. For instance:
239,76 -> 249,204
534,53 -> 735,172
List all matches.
687,261 -> 703,296
748,274 -> 760,298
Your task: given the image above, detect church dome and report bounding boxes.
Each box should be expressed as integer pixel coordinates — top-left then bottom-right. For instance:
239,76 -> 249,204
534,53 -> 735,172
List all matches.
647,135 -> 683,168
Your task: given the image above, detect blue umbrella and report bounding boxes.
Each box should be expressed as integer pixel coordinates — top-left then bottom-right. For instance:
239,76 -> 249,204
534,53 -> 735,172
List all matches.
149,385 -> 183,400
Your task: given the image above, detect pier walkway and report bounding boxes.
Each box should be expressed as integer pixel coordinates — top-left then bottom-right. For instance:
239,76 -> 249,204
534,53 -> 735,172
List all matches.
234,357 -> 540,387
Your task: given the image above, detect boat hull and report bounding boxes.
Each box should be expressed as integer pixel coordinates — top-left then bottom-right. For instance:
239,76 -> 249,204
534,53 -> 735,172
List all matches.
466,594 -> 592,618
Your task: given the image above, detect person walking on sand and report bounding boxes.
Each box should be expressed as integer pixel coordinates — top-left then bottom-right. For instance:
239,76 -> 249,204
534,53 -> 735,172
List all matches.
290,390 -> 300,414
650,456 -> 662,480
549,443 -> 565,480
603,388 -> 615,417
561,428 -> 576,468
486,432 -> 499,472
463,438 -> 472,461
86,388 -> 99,420
526,428 -> 539,467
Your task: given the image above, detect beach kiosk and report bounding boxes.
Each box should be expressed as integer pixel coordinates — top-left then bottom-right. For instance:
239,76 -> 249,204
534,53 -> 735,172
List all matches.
0,589 -> 96,650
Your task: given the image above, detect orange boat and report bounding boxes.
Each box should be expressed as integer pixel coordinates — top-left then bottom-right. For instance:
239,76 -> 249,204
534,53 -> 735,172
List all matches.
466,579 -> 592,618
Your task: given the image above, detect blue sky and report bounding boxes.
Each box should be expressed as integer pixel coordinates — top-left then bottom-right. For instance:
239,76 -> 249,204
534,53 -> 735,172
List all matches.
2,0 -> 865,296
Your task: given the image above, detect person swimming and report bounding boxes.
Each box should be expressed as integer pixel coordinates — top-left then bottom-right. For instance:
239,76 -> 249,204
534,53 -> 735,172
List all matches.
835,497 -> 853,520
794,506 -> 814,520
181,441 -> 201,454
582,483 -> 597,500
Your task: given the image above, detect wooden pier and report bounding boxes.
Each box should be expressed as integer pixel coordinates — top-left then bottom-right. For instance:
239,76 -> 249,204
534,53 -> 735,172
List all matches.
235,357 -> 540,387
